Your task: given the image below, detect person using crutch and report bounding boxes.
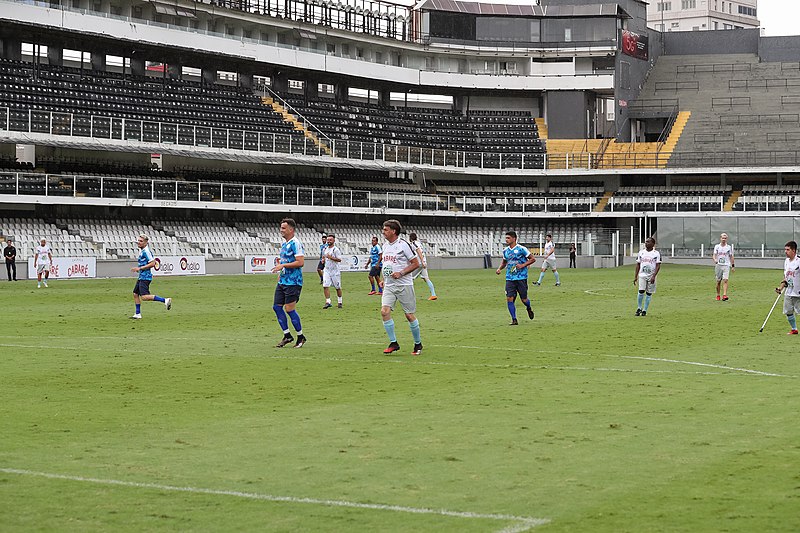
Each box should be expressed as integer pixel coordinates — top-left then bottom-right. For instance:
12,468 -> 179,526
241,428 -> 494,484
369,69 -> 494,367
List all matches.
776,240 -> 800,335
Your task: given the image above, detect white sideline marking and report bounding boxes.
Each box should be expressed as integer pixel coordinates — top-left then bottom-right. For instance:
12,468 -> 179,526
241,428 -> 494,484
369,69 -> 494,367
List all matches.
0,468 -> 549,532
583,288 -> 621,297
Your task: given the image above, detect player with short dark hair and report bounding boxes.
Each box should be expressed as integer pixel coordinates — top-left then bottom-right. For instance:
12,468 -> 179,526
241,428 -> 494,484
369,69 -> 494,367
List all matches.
272,218 -> 307,347
380,219 -> 423,356
322,234 -> 343,309
634,237 -> 661,317
365,236 -> 383,295
130,234 -> 171,319
776,240 -> 800,335
316,234 -> 327,284
496,231 -> 536,325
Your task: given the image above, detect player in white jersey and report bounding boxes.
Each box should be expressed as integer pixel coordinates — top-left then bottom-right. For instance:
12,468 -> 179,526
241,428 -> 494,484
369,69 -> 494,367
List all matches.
776,240 -> 800,335
380,219 -> 422,356
408,232 -> 437,301
633,237 -> 662,316
34,238 -> 52,288
713,233 -> 735,301
321,234 -> 343,309
534,233 -> 560,286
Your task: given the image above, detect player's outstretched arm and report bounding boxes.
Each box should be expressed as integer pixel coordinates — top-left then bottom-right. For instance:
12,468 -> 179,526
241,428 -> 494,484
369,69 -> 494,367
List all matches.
496,259 -> 508,275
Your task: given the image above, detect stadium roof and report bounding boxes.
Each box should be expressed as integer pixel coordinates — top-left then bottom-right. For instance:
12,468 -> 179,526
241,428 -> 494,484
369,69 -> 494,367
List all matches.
414,0 -> 628,17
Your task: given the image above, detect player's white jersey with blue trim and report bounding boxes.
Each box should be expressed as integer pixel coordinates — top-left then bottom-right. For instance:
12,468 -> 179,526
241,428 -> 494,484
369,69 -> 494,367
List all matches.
784,256 -> 800,297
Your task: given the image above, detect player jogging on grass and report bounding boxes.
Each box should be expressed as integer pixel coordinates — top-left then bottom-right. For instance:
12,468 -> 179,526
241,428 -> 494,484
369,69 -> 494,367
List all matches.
364,236 -> 383,295
713,233 -> 735,301
34,238 -> 52,288
322,234 -> 343,309
534,233 -> 560,286
380,219 -> 422,356
496,231 -> 536,325
776,240 -> 800,335
634,237 -> 661,317
130,234 -> 171,319
409,232 -> 437,301
272,218 -> 307,348
316,235 -> 326,284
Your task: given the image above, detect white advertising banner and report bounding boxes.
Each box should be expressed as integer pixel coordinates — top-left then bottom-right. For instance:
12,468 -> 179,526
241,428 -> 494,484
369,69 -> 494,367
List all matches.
152,255 -> 206,276
340,254 -> 370,272
27,257 -> 97,279
244,254 -> 370,273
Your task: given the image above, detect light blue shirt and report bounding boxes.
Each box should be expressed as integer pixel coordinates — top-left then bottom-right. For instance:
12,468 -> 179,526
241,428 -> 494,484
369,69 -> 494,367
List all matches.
370,244 -> 382,267
504,244 -> 532,281
137,246 -> 154,281
279,237 -> 305,286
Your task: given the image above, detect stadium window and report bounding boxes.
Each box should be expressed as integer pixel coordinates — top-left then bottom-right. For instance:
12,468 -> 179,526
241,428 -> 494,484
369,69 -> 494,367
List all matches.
376,51 -> 383,64
671,22 -> 680,28
656,23 -> 665,31
681,0 -> 696,8
326,43 -> 335,55
692,26 -> 700,31
714,21 -> 718,29
657,2 -> 672,11
356,47 -> 364,59
341,43 -> 350,57
109,4 -> 121,15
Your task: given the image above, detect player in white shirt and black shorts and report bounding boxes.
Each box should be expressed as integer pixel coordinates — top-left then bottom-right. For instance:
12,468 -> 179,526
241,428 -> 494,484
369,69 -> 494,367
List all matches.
776,240 -> 800,335
634,237 -> 662,317
321,234 -> 343,309
713,233 -> 735,301
34,238 -> 52,288
379,220 -> 423,356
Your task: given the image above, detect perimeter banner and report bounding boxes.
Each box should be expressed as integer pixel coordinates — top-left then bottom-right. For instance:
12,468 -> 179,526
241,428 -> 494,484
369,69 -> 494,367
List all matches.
244,255 -> 370,273
153,255 -> 206,276
27,257 -> 97,279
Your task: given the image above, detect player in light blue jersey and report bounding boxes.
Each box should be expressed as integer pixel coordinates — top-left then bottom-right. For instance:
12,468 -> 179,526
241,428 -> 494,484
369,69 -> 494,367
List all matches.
271,218 -> 307,348
129,234 -> 171,319
364,236 -> 383,295
495,231 -> 536,325
316,235 -> 326,284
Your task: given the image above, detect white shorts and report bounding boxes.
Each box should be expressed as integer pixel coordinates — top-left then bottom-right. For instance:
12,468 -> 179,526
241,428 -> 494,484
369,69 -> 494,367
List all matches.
412,267 -> 429,280
381,284 -> 417,314
541,257 -> 557,271
638,276 -> 657,294
715,264 -> 730,281
36,263 -> 50,274
784,294 -> 800,316
322,270 -> 341,289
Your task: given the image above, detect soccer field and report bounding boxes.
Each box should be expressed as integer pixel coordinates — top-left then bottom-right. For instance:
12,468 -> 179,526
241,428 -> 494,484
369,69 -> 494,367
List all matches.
1,265 -> 798,532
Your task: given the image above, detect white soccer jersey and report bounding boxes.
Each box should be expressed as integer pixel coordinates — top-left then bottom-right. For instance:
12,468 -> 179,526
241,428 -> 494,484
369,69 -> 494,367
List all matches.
544,241 -> 555,259
412,240 -> 426,263
784,256 -> 800,297
637,249 -> 662,278
714,244 -> 733,265
381,238 -> 416,287
36,244 -> 51,265
322,245 -> 342,274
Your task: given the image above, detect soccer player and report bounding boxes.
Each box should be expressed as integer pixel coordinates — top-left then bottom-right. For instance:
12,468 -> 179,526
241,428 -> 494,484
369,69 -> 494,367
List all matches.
380,219 -> 422,356
409,232 -> 437,300
316,234 -> 326,284
130,234 -> 171,319
271,218 -> 307,348
534,233 -> 561,286
496,231 -> 536,325
322,234 -> 343,309
713,232 -> 735,301
364,236 -> 383,295
633,237 -> 661,317
776,240 -> 800,335
34,238 -> 52,288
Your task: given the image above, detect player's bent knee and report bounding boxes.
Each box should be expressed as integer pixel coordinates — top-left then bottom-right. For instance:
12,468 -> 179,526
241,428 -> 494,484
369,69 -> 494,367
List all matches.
646,292 -> 653,296
272,304 -> 284,313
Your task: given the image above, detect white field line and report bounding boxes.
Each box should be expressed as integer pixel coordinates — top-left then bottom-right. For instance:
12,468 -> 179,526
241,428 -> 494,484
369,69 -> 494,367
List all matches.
583,288 -> 621,297
0,336 -> 791,378
0,468 -> 549,532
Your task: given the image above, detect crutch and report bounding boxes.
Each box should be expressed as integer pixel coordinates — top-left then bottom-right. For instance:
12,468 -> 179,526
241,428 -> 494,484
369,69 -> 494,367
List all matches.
759,290 -> 783,333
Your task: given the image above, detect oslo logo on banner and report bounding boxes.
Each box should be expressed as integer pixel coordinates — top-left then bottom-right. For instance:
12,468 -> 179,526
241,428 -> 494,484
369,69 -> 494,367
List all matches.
622,30 -> 648,61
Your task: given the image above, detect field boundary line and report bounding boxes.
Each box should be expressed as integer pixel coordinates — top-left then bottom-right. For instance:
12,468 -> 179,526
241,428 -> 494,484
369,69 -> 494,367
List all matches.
0,468 -> 549,532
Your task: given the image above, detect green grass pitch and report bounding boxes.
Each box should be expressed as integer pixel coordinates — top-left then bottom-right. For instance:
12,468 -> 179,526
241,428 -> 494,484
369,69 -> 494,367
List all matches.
1,265 -> 798,532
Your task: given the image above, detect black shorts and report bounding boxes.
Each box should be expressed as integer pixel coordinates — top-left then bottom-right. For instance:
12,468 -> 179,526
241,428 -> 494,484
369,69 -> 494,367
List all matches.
369,265 -> 382,277
274,284 -> 302,306
317,261 -> 325,271
133,279 -> 151,296
505,279 -> 529,300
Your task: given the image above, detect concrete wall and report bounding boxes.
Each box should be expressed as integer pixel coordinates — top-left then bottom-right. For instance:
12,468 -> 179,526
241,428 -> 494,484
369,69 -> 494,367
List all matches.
615,28 -> 662,142
759,36 -> 800,63
547,91 -> 590,139
662,28 -> 759,56
622,256 -> 783,269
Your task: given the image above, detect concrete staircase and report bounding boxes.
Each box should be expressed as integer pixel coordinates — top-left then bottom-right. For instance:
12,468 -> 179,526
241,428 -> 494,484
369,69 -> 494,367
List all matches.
543,138 -> 604,169
594,191 -> 614,212
724,190 -> 742,211
261,96 -> 332,156
535,118 -> 548,140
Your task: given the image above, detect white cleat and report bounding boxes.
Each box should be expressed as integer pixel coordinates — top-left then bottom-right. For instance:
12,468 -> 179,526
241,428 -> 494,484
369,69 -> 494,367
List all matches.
130,314 -> 142,319
165,297 -> 172,310
37,283 -> 41,289
43,282 -> 48,288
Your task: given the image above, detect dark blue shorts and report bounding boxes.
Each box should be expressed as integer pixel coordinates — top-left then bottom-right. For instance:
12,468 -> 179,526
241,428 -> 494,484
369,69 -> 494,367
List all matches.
369,265 -> 381,277
505,279 -> 528,300
133,279 -> 151,296
317,261 -> 325,271
274,284 -> 302,305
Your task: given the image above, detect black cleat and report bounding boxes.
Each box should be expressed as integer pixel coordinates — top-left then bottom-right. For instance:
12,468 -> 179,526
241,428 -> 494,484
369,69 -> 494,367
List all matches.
635,309 -> 642,316
322,303 -> 332,309
641,311 -> 647,317
527,307 -> 535,320
276,334 -> 294,348
383,341 -> 400,354
337,303 -> 343,308
510,319 -> 519,326
411,343 -> 423,356
294,335 -> 307,348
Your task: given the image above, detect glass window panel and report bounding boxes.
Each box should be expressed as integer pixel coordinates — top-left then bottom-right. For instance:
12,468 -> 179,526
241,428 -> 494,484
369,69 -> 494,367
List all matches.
682,218 -> 711,248
656,218 -> 684,248
736,217 -> 766,248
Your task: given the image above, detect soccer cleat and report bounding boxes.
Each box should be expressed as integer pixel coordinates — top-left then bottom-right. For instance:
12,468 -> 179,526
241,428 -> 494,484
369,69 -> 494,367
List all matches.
37,283 -> 41,288
555,283 -> 561,287
275,334 -> 294,348
722,296 -> 729,301
635,309 -> 642,316
641,311 -> 647,317
527,307 -> 535,320
130,313 -> 142,319
322,303 -> 332,309
43,281 -> 48,287
716,295 -> 721,301
368,290 -> 377,295
411,343 -> 423,356
165,297 -> 172,310
383,341 -> 400,354
509,319 -> 519,326
788,329 -> 799,335
428,295 -> 438,301
294,335 -> 307,348
337,303 -> 342,308
533,281 -> 541,286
